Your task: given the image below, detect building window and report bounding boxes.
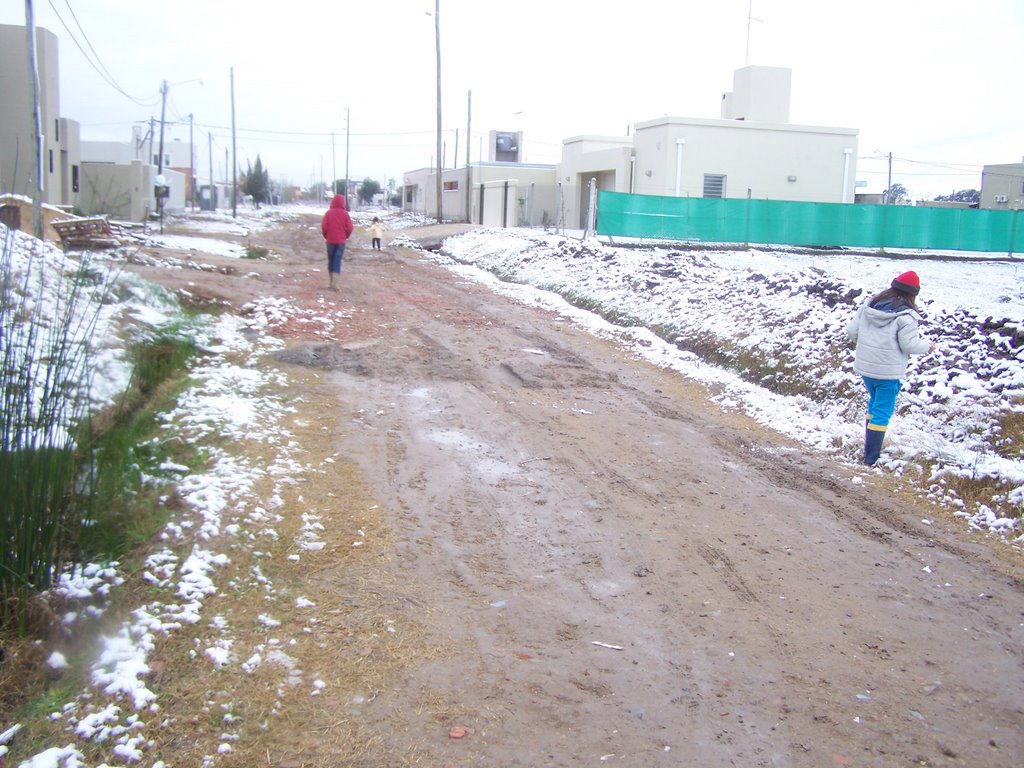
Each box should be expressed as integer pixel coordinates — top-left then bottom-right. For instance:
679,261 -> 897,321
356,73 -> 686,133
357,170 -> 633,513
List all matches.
443,180 -> 459,192
405,188 -> 414,203
72,165 -> 80,193
49,149 -> 54,173
152,153 -> 171,167
703,174 -> 726,198
54,120 -> 59,142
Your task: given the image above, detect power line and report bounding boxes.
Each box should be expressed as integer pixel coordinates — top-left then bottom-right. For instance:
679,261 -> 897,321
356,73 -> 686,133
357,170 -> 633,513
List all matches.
194,123 -> 453,139
45,0 -> 156,107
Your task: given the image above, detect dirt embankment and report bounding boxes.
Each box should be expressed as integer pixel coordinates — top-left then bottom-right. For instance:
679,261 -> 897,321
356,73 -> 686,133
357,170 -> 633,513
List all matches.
110,212 -> 1024,767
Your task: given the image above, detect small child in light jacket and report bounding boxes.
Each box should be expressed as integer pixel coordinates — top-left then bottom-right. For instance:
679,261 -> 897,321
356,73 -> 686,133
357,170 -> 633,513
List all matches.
369,217 -> 384,250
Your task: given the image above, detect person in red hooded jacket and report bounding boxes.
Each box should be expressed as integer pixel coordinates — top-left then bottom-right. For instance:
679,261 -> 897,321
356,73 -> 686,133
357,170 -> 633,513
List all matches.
320,194 -> 354,291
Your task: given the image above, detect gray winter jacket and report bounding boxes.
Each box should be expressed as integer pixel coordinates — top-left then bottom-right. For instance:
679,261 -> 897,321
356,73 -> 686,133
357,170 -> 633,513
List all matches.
846,301 -> 931,380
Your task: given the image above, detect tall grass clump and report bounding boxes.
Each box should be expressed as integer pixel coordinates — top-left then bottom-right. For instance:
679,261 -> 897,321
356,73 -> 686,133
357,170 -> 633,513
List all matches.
75,329 -> 200,556
0,227 -> 107,632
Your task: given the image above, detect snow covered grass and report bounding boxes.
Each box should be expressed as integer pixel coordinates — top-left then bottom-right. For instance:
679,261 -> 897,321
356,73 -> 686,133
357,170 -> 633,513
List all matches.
0,226 -> 137,626
433,228 -> 1024,543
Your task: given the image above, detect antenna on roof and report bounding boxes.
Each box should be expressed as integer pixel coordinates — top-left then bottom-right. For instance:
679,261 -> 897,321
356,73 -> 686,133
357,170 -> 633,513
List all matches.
745,0 -> 763,66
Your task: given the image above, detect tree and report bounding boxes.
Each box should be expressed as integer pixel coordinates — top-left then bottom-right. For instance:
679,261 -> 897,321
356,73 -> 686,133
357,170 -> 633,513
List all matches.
883,182 -> 908,205
240,155 -> 270,207
358,177 -> 382,204
933,189 -> 981,204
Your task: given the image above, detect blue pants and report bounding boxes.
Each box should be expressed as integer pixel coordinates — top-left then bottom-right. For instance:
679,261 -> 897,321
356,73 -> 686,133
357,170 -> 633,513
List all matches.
326,243 -> 346,274
862,376 -> 901,428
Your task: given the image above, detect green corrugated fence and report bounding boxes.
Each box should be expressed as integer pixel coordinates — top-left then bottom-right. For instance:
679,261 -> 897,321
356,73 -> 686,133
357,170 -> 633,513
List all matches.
596,191 -> 1024,254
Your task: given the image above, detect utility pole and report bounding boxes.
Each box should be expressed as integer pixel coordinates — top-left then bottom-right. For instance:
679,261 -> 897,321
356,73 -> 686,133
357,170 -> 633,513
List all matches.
345,107 -> 350,201
434,0 -> 442,223
157,81 -> 167,175
208,131 -> 214,211
230,67 -> 237,218
886,152 -> 893,205
25,0 -> 44,239
157,79 -> 168,232
332,132 -> 336,195
188,113 -> 195,211
465,90 -> 472,223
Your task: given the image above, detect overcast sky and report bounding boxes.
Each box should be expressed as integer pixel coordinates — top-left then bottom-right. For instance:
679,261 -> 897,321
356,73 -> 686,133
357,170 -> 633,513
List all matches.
4,0 -> 1021,198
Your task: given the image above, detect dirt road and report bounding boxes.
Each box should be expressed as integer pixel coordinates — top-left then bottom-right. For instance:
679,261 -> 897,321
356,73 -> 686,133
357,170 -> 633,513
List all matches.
130,211 -> 1023,767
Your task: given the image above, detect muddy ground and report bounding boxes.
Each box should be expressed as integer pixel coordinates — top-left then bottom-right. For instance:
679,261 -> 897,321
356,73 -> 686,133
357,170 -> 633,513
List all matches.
117,210 -> 1023,767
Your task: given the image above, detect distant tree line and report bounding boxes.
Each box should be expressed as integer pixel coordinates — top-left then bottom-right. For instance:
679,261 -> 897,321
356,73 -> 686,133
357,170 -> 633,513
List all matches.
933,189 -> 980,203
883,184 -> 981,205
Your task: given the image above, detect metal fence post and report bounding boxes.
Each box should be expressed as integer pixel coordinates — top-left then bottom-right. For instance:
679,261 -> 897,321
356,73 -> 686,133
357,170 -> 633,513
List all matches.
584,178 -> 597,238
1010,207 -> 1020,259
556,181 -> 563,234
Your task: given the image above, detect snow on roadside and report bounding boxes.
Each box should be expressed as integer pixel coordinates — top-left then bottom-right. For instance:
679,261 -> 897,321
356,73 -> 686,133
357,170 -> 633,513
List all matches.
1,224 -> 184,416
16,312 -> 315,767
431,227 -> 1024,542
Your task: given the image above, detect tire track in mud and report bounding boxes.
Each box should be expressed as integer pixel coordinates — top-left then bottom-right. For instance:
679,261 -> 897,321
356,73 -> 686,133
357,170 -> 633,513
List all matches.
252,221 -> 1024,767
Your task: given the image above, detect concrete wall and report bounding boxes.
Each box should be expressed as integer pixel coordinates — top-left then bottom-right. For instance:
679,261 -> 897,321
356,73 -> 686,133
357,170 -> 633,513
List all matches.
403,163 -> 557,226
722,66 -> 792,123
631,116 -> 857,204
82,139 -> 139,165
58,116 -> 81,206
79,160 -> 185,222
557,136 -> 634,230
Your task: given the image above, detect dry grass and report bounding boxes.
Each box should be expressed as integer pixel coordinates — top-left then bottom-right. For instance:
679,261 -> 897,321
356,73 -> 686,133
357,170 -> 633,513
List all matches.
994,406 -> 1024,460
2,362 -> 453,767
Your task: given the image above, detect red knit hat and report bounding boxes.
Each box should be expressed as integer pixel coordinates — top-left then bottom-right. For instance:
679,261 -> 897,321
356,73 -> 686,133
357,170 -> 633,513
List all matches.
891,270 -> 921,296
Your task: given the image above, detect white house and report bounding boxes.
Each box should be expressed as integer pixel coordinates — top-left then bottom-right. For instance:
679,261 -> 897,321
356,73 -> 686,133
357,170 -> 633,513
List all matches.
629,115 -> 857,203
405,65 -> 860,231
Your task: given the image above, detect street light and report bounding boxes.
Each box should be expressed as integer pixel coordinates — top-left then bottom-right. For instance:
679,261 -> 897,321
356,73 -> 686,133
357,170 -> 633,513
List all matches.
154,173 -> 169,233
436,2 -> 443,221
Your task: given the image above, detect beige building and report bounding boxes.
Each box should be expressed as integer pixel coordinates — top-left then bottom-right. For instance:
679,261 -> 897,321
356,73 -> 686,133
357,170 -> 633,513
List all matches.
79,126 -> 191,220
0,24 -> 81,209
2,24 -> 191,223
403,161 -> 558,228
980,161 -> 1024,210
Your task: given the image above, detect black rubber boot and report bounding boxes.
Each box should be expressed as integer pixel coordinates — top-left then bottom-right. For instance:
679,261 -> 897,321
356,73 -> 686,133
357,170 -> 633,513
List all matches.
864,426 -> 886,466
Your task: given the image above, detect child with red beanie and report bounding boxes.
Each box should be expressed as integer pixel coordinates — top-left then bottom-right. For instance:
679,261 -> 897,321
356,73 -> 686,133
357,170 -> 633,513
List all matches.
846,271 -> 936,466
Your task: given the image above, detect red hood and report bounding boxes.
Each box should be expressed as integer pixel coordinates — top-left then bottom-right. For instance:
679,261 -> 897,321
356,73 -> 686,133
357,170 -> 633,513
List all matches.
330,194 -> 347,210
